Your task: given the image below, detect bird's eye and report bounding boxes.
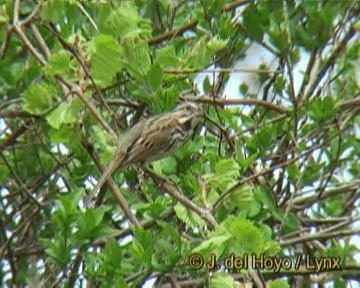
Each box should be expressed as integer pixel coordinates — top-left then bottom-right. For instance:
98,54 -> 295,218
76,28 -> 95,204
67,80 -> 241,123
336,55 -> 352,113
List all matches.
185,104 -> 198,112
185,105 -> 192,111
178,116 -> 193,131
182,119 -> 192,131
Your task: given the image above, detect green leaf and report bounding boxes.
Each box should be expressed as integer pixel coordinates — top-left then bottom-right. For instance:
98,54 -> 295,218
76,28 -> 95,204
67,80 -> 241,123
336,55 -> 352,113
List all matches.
218,14 -> 236,38
40,0 -> 67,22
186,37 -> 213,69
355,20 -> 360,31
99,3 -> 143,38
308,96 -> 335,123
44,50 -> 72,76
283,213 -> 300,232
147,63 -> 163,92
174,203 -> 206,227
90,34 -> 123,87
22,82 -> 57,115
255,190 -> 287,226
131,229 -> 153,266
53,189 -> 84,231
155,45 -> 179,68
152,86 -> 178,112
74,205 -> 114,243
102,239 -> 123,267
274,75 -> 285,94
243,4 -> 268,41
268,19 -> 290,55
207,36 -> 229,52
228,218 -> 264,255
228,184 -> 254,212
247,126 -> 276,156
210,273 -> 239,288
0,163 -> 10,184
300,162 -> 321,186
9,62 -> 24,84
122,39 -> 151,79
46,98 -> 83,129
269,279 -> 290,288
204,159 -> 240,192
237,153 -> 258,171
203,76 -> 212,94
0,14 -> 8,24
43,234 -> 71,268
264,240 -> 281,256
153,156 -> 177,175
287,164 -> 298,183
130,239 -> 147,264
133,40 -> 151,72
239,83 -> 248,95
193,235 -> 231,257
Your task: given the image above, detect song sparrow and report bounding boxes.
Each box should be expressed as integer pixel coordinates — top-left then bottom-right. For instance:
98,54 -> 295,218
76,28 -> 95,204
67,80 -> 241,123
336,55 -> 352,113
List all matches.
89,102 -> 203,203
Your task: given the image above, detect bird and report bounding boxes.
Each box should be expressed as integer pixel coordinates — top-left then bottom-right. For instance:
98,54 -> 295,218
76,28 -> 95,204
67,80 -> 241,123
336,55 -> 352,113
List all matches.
88,102 -> 204,204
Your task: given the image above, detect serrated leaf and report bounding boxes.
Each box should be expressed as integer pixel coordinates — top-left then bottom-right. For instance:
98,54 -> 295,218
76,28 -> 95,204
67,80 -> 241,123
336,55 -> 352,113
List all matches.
44,50 -> 72,76
215,159 -> 240,179
147,63 -> 163,92
152,85 -> 179,113
135,41 -> 151,71
192,235 -> 231,255
40,0 -> 67,22
210,273 -> 239,288
187,37 -> 213,68
308,96 -> 335,123
155,45 -> 179,67
46,98 -> 83,129
204,159 -> 240,192
229,184 -> 254,211
283,213 -> 300,232
130,239 -> 146,262
122,39 -> 151,79
207,36 -> 229,52
243,4 -> 267,41
238,153 -> 258,170
174,203 -> 206,227
90,34 -> 123,87
100,3 -> 143,38
44,234 -> 71,268
22,82 -> 57,115
228,218 -> 264,254
103,239 -> 123,265
264,241 -> 281,256
152,157 -> 177,175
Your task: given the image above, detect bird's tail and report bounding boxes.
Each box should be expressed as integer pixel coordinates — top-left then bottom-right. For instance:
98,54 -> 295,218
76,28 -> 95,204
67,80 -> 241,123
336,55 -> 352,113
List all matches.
85,153 -> 124,207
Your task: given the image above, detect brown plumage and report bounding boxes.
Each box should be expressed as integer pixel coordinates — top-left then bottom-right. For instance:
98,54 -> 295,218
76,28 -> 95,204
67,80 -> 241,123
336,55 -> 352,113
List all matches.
88,102 -> 203,204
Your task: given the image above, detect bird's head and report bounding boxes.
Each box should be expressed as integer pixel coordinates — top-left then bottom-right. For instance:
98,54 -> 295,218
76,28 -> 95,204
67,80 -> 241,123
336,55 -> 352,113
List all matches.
175,102 -> 204,133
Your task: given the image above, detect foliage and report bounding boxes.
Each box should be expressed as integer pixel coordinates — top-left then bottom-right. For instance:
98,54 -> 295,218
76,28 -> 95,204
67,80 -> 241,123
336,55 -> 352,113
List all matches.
0,0 -> 359,287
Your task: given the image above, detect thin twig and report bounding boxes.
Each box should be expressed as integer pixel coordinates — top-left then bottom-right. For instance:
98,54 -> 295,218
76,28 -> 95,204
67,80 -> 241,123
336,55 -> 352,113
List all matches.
29,23 -> 51,60
147,20 -> 198,45
20,0 -> 43,26
221,0 -> 249,12
164,68 -> 282,74
144,168 -> 218,228
280,229 -> 360,247
82,138 -> 141,228
182,96 -> 290,115
213,137 -> 337,209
